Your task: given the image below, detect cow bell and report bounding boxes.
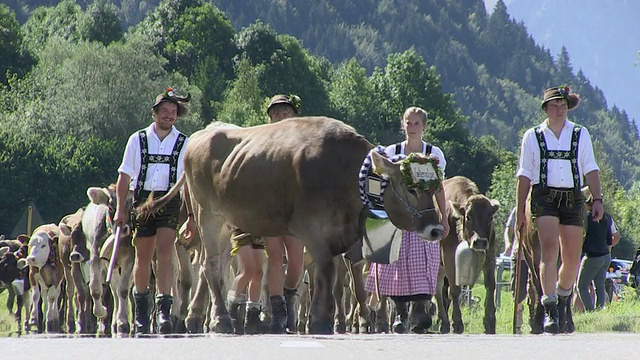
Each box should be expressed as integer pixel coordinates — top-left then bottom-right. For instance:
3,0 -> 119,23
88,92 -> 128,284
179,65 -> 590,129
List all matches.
455,241 -> 485,286
361,218 -> 403,264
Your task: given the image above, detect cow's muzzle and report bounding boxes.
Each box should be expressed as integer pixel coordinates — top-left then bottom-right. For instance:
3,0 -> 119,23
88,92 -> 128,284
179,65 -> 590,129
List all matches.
469,232 -> 489,251
419,224 -> 445,242
70,250 -> 84,263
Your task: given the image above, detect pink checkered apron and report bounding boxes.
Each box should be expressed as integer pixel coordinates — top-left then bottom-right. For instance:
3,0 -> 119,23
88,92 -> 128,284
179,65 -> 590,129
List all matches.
365,230 -> 440,296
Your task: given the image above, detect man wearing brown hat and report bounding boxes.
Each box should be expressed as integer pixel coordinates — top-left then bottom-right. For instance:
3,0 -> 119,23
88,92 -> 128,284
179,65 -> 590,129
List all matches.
114,87 -> 191,335
267,94 -> 300,122
515,86 -> 604,334
265,94 -> 304,334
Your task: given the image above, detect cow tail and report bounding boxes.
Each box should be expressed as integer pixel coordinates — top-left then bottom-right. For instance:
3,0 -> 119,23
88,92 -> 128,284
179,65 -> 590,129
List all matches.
136,174 -> 186,218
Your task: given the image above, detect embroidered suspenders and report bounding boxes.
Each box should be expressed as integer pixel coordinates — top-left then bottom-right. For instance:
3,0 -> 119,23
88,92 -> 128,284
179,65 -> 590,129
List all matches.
534,125 -> 582,189
394,143 -> 432,156
134,130 -> 187,201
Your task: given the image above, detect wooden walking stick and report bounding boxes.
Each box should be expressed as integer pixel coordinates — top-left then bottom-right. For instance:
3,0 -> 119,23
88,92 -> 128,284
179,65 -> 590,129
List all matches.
106,224 -> 123,284
512,223 -> 524,334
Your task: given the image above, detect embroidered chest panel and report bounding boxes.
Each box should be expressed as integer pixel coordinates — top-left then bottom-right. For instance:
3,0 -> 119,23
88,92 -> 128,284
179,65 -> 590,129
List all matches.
135,130 -> 186,200
534,125 -> 581,188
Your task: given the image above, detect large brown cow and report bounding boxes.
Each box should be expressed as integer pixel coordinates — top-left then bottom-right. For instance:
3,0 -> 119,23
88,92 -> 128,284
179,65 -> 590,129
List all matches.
435,176 -> 500,334
138,117 -> 445,334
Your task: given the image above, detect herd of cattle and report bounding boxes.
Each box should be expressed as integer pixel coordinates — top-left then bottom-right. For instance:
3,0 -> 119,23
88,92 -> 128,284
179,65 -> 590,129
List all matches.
0,117 -> 553,336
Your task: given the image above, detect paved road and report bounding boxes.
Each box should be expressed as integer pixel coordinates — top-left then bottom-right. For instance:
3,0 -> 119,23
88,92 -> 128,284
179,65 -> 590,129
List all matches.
1,333 -> 638,360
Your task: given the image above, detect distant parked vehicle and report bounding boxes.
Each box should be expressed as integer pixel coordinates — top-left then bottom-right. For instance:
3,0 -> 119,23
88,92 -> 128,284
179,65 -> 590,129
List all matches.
606,258 -> 633,302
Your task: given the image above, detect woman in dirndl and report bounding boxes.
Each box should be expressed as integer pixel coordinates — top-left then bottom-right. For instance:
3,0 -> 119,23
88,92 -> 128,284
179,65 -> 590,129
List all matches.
365,106 -> 449,333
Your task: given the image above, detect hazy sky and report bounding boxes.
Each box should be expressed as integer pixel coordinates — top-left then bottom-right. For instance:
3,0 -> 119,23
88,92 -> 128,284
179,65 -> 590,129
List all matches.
483,0 -> 640,127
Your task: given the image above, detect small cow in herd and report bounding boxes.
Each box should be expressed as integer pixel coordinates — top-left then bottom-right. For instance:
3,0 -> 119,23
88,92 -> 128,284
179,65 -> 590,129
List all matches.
0,235 -> 30,333
19,224 -> 65,333
436,176 -> 500,334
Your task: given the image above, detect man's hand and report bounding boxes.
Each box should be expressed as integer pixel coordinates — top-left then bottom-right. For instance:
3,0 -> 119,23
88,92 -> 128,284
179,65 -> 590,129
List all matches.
180,216 -> 196,240
515,209 -> 526,235
113,209 -> 128,229
441,218 -> 450,238
591,200 -> 604,222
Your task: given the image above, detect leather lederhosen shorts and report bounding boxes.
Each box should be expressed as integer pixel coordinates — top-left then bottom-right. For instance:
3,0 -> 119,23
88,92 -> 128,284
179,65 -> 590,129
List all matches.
230,234 -> 265,255
530,185 -> 585,227
133,190 -> 181,239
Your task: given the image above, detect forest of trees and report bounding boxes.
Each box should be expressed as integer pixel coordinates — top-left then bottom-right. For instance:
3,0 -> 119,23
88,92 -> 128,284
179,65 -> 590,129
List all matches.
1,0 -> 639,257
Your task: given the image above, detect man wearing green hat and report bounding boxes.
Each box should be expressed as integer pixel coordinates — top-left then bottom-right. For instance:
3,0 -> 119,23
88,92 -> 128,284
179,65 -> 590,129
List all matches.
114,87 -> 192,335
515,86 -> 603,334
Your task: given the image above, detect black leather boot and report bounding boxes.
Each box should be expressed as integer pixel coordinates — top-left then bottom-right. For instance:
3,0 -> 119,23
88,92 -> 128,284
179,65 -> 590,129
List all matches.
543,301 -> 559,334
269,295 -> 287,334
558,294 -> 574,333
284,288 -> 298,334
156,294 -> 173,334
392,301 -> 409,334
409,300 -> 432,334
245,306 -> 269,335
133,288 -> 151,335
228,301 -> 246,335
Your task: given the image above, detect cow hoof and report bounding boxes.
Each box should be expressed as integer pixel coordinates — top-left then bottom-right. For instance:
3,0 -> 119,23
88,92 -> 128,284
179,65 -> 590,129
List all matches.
453,321 -> 464,334
46,320 -> 61,333
334,323 -> 346,334
212,317 -> 234,334
171,316 -> 186,333
117,323 -> 131,336
359,320 -> 373,334
440,322 -> 450,334
309,322 -> 333,335
186,317 -> 203,334
483,317 -> 496,334
67,321 -> 76,334
174,319 -> 187,334
375,322 -> 390,334
530,318 -> 544,334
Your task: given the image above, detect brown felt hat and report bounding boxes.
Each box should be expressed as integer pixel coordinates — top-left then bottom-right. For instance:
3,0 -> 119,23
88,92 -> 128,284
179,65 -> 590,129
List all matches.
267,94 -> 300,114
153,87 -> 191,117
541,86 -> 580,110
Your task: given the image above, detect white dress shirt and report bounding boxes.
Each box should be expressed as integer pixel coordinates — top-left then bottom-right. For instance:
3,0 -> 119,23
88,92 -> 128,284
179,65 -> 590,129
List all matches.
118,123 -> 188,191
516,120 -> 599,188
385,141 -> 447,178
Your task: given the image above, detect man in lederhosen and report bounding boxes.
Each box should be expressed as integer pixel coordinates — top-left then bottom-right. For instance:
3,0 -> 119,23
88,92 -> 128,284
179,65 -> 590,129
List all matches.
515,86 -> 604,334
114,87 -> 191,335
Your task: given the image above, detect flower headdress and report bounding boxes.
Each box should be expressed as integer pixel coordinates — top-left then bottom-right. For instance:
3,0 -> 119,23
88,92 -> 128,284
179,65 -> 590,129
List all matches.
557,85 -> 570,98
288,94 -> 302,113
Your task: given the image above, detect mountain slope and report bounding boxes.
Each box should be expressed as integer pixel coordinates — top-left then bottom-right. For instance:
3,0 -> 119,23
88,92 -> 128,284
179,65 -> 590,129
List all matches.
494,0 -> 640,127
